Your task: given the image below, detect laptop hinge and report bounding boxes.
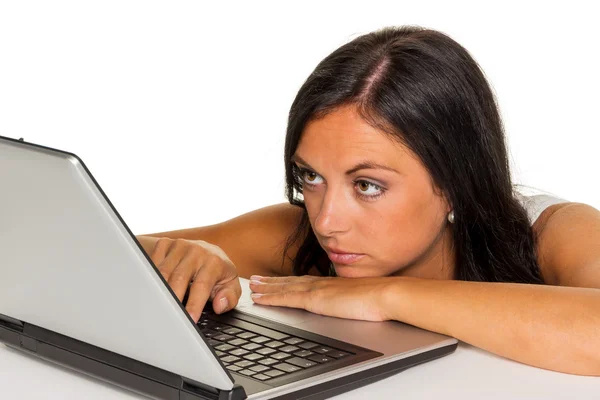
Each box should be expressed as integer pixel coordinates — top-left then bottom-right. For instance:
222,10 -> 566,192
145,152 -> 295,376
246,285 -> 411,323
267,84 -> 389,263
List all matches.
0,313 -> 24,332
181,379 -> 247,400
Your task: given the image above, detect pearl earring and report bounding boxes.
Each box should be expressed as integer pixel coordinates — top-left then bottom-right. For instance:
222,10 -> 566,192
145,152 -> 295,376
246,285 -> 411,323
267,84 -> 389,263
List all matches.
448,210 -> 455,224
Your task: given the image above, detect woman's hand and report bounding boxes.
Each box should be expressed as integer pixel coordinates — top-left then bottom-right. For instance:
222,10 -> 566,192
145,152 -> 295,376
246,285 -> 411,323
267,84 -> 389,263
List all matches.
249,275 -> 394,322
148,237 -> 241,322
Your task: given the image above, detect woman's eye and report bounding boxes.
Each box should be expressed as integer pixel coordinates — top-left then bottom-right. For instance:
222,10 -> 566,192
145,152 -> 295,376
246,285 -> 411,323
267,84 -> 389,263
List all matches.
356,181 -> 383,196
303,171 -> 323,185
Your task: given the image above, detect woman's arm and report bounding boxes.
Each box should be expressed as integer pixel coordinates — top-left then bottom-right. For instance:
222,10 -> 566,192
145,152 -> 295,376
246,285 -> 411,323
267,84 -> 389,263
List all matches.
136,203 -> 306,279
383,277 -> 600,375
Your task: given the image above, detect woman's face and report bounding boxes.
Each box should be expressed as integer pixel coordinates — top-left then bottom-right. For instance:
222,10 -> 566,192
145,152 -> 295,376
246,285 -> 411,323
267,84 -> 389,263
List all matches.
293,105 -> 455,279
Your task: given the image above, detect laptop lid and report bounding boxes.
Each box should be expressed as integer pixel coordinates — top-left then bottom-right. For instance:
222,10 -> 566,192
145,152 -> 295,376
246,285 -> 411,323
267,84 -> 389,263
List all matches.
0,135 -> 233,390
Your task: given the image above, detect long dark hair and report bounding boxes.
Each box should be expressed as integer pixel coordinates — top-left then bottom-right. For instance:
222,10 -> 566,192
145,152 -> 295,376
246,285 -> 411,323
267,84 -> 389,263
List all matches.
282,26 -> 544,284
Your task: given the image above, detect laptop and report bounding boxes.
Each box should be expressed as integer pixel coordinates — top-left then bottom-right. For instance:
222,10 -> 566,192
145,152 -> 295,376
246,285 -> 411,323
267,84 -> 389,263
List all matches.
0,134 -> 458,400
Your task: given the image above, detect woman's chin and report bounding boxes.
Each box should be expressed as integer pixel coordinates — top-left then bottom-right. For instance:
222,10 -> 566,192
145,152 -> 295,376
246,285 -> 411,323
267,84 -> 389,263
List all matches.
332,264 -> 382,278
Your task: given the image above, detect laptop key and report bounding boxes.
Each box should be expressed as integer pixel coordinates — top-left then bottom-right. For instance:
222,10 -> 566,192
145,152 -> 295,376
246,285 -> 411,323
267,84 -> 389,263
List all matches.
207,339 -> 221,347
221,355 -> 241,363
270,352 -> 291,360
237,332 -> 257,340
265,369 -> 285,378
243,353 -> 264,361
286,357 -> 317,369
253,373 -> 270,381
265,340 -> 285,348
213,333 -> 235,342
249,365 -> 270,373
328,350 -> 350,358
283,337 -> 304,345
238,369 -> 256,377
242,343 -> 262,351
274,363 -> 301,373
215,344 -> 235,352
258,358 -> 278,366
250,336 -> 271,344
215,351 -> 225,357
223,327 -> 243,335
226,365 -> 242,372
279,345 -> 299,353
298,342 -> 318,350
312,346 -> 333,354
228,338 -> 248,346
308,354 -> 333,363
234,360 -> 255,368
257,347 -> 276,356
293,350 -> 314,358
229,348 -> 250,357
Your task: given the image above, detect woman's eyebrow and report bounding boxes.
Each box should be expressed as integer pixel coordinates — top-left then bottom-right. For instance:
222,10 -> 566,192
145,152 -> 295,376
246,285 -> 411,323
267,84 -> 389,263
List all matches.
291,154 -> 400,175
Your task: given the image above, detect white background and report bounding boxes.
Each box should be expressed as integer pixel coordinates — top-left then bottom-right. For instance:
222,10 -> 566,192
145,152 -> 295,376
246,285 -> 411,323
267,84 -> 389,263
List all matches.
1,1 -> 598,235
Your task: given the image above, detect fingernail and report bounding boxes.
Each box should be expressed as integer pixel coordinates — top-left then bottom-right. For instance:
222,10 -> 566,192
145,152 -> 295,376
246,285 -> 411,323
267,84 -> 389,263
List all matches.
250,279 -> 263,285
250,275 -> 263,281
251,293 -> 263,299
219,297 -> 229,312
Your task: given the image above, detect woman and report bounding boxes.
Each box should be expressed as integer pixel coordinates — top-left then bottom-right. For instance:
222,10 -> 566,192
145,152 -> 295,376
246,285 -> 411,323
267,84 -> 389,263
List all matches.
136,26 -> 600,376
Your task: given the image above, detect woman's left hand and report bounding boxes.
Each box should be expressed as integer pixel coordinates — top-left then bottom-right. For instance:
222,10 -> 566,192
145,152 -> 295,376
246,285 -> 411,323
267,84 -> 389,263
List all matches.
249,275 -> 394,322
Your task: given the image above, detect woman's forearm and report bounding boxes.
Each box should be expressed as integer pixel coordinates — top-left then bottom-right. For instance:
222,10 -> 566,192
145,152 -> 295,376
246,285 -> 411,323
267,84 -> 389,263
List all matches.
383,277 -> 600,375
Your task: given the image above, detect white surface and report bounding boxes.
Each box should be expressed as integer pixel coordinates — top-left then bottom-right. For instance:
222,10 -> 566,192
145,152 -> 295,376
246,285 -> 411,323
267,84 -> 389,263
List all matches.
0,1 -> 598,238
2,340 -> 599,400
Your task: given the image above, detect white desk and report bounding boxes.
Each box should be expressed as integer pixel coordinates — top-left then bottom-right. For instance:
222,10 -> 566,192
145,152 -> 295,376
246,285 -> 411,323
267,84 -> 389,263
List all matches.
1,339 -> 599,399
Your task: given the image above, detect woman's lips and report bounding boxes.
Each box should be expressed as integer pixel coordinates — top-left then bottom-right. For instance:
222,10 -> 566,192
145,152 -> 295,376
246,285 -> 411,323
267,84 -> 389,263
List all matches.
326,251 -> 365,265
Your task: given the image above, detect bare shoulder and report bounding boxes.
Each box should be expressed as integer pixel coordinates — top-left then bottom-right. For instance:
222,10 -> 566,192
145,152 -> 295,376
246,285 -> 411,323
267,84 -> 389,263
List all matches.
533,202 -> 600,288
146,203 -> 308,278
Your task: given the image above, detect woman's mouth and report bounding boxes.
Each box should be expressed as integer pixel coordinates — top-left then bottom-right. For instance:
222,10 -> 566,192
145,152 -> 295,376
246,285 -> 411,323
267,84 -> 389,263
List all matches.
325,249 -> 365,265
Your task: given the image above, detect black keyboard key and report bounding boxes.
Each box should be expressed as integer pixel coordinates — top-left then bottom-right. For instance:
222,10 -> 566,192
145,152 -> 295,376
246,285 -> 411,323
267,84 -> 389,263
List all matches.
234,360 -> 255,368
312,346 -> 333,354
274,363 -> 301,373
223,327 -> 243,335
283,337 -> 304,345
202,330 -> 219,338
237,332 -> 257,340
298,342 -> 318,350
238,369 -> 256,376
286,357 -> 317,369
212,324 -> 229,331
257,347 -> 276,356
213,333 -> 235,342
265,369 -> 285,378
242,343 -> 262,351
226,365 -> 242,372
328,350 -> 350,358
250,336 -> 271,344
293,350 -> 314,358
258,358 -> 278,366
228,338 -> 248,346
265,341 -> 285,348
221,355 -> 240,363
271,352 -> 291,360
215,350 -> 225,357
215,344 -> 235,352
243,353 -> 264,361
279,345 -> 299,353
229,348 -> 250,356
207,339 -> 220,347
249,365 -> 270,373
308,354 -> 333,363
253,373 -> 270,381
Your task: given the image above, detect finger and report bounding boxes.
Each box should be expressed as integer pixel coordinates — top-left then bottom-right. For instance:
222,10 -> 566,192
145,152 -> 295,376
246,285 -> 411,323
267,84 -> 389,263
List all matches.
249,280 -> 313,294
149,238 -> 171,267
167,251 -> 199,301
211,285 -> 240,314
156,239 -> 190,280
250,291 -> 307,310
184,261 -> 221,323
250,275 -> 319,284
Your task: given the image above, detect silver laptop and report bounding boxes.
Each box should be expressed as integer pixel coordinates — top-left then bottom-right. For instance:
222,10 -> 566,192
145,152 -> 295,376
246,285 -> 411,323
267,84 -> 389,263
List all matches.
0,135 -> 457,400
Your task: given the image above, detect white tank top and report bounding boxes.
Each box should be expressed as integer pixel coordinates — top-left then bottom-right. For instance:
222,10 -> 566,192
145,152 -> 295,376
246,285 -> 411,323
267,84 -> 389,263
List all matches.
515,190 -> 569,224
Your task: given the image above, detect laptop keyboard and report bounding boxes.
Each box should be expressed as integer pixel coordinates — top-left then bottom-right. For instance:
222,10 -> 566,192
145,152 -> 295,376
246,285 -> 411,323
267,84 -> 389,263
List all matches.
198,311 -> 352,382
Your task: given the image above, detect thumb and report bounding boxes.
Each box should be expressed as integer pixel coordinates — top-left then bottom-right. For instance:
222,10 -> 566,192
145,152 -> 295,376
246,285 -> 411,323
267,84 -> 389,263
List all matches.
212,287 -> 240,314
